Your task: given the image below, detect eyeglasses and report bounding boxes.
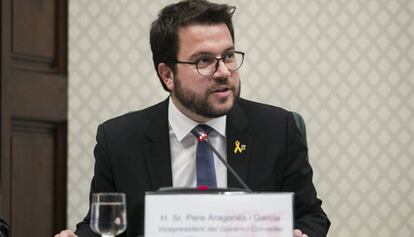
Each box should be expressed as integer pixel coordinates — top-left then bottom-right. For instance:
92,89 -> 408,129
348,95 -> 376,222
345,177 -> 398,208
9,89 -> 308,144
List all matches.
167,51 -> 245,76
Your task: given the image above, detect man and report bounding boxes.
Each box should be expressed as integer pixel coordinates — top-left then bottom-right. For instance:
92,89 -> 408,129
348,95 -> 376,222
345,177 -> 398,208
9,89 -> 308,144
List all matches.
56,0 -> 330,236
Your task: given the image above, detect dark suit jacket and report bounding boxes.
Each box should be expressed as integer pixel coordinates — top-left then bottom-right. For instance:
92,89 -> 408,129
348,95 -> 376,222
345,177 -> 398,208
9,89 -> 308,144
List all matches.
75,98 -> 330,237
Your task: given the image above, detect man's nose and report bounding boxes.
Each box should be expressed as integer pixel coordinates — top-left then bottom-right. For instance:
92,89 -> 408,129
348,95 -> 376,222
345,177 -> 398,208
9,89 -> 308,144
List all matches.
213,60 -> 231,78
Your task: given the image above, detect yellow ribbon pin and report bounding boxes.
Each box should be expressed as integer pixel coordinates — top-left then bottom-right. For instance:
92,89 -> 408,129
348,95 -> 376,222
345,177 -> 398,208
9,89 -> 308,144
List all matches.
234,140 -> 245,154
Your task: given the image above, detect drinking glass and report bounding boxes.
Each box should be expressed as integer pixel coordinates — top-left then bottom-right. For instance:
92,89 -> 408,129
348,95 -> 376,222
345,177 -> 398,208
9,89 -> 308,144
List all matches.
90,193 -> 127,237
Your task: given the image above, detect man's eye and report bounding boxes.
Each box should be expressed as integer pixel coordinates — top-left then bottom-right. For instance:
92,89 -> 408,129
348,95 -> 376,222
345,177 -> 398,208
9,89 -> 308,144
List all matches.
197,57 -> 215,67
224,52 -> 235,62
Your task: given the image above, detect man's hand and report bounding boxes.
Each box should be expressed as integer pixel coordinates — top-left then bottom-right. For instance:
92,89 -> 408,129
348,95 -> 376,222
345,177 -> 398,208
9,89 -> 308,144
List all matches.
294,229 -> 309,237
54,230 -> 78,237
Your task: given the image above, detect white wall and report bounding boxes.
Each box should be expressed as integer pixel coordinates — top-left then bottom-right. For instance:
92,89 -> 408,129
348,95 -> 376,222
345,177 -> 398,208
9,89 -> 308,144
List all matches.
68,0 -> 414,235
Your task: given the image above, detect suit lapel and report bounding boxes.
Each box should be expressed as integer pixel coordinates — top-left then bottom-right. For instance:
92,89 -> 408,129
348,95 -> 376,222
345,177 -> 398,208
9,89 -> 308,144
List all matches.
142,98 -> 252,190
226,101 -> 252,189
143,99 -> 173,190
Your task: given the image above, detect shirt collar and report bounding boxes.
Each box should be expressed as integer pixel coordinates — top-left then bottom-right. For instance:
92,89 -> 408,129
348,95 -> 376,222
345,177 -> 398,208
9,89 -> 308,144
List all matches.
168,97 -> 226,142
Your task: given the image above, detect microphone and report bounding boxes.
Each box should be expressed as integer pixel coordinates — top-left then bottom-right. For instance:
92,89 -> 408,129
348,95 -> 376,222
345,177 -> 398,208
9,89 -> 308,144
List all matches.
192,126 -> 252,193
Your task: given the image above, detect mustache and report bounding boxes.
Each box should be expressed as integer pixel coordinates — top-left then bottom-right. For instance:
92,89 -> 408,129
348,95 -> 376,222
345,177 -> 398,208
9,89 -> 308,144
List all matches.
209,79 -> 235,92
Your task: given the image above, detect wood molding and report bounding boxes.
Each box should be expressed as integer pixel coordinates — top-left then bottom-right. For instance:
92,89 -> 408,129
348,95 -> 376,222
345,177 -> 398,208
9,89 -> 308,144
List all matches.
11,0 -> 67,74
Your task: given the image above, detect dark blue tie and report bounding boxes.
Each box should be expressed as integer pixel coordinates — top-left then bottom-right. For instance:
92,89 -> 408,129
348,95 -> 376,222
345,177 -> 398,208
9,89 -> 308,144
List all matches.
191,124 -> 217,188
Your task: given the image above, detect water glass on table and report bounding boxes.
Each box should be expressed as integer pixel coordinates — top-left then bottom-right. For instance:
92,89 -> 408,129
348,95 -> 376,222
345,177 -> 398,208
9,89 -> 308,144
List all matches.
90,193 -> 127,237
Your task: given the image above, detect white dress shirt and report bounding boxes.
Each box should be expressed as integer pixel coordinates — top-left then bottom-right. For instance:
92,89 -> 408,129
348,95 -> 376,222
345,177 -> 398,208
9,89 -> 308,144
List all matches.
168,97 -> 228,188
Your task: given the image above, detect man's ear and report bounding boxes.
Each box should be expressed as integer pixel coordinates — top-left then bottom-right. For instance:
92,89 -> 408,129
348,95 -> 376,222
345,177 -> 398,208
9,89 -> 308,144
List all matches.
157,63 -> 174,91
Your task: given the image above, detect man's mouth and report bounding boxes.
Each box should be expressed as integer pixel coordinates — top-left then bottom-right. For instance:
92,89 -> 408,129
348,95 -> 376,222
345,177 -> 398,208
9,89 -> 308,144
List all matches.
212,87 -> 230,93
210,86 -> 232,99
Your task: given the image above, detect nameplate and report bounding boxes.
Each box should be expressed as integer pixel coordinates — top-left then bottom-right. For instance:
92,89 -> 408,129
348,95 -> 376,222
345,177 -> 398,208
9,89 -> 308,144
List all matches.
145,192 -> 293,237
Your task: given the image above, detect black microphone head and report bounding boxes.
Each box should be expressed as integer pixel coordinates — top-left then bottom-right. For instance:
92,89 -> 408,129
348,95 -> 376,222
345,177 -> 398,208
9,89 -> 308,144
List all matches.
191,126 -> 208,142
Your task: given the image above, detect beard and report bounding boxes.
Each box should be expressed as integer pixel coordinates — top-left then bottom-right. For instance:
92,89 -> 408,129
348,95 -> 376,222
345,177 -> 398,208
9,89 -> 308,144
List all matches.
173,77 -> 241,118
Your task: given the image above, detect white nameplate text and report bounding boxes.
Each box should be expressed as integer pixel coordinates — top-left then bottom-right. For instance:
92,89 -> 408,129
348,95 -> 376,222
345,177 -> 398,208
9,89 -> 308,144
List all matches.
145,192 -> 293,237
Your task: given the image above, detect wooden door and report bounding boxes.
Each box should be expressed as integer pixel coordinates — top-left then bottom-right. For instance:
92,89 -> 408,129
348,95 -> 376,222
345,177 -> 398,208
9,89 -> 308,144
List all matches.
1,0 -> 68,236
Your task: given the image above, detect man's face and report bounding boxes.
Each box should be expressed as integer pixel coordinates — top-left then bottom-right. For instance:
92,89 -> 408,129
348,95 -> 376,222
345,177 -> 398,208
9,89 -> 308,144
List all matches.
168,23 -> 241,122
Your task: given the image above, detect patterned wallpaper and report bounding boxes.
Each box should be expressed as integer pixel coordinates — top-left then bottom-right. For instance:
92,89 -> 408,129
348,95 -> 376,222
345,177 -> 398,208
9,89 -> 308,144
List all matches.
68,0 -> 414,236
